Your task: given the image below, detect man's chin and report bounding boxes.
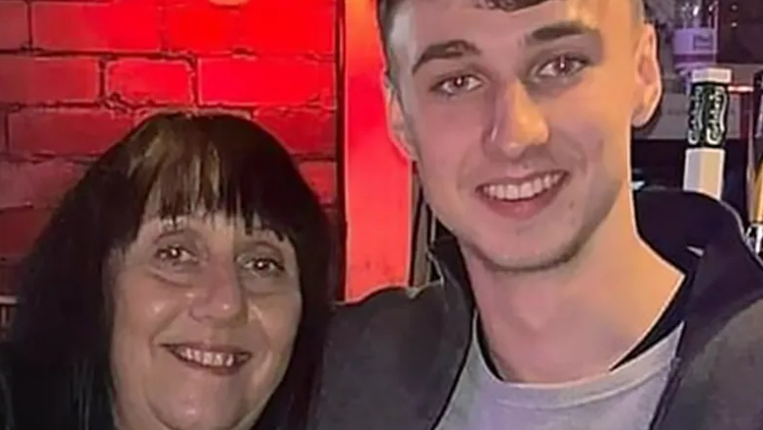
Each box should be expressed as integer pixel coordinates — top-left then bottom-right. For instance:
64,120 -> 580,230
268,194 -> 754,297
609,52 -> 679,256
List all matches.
466,237 -> 584,275
494,253 -> 577,274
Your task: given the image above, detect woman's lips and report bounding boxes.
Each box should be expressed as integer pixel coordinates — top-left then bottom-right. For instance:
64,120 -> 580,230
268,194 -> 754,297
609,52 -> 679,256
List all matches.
162,343 -> 252,375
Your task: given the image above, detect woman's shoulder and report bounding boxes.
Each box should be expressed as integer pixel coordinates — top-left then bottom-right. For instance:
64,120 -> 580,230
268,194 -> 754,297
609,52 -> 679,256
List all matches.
0,342 -> 15,429
0,342 -> 115,430
0,341 -> 39,430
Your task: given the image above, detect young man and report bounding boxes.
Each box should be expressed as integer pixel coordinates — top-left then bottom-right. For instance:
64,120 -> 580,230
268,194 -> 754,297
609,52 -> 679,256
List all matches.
312,0 -> 763,429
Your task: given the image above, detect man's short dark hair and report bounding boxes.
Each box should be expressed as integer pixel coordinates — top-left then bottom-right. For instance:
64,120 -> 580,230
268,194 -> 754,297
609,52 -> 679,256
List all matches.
376,0 -> 645,70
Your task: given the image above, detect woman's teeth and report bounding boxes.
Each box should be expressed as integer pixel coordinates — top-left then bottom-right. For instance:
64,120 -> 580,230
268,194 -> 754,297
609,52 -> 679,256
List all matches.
167,345 -> 250,369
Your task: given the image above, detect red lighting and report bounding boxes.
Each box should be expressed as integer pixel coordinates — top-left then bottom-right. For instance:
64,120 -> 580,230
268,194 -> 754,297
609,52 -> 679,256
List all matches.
343,0 -> 412,300
208,0 -> 249,6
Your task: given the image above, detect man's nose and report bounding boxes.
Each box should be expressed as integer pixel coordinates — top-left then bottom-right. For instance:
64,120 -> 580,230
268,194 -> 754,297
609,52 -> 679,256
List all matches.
482,82 -> 550,159
190,264 -> 246,325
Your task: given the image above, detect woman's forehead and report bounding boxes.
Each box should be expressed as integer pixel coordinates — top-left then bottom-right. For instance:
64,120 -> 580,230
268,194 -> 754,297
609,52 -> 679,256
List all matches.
140,208 -> 268,232
131,214 -> 292,251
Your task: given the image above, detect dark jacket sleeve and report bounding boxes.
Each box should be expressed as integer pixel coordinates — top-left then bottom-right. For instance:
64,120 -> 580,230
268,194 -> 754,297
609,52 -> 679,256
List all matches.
309,282 -> 471,430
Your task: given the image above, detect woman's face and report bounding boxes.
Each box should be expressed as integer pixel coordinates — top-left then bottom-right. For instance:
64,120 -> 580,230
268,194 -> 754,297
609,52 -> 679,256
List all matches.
110,211 -> 301,430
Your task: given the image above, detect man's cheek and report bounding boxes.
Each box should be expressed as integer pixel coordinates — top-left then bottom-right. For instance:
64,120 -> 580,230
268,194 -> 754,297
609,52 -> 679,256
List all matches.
545,117 -> 605,166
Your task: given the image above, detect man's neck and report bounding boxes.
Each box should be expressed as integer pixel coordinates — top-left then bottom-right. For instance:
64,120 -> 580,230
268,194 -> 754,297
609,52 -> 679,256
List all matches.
463,202 -> 683,384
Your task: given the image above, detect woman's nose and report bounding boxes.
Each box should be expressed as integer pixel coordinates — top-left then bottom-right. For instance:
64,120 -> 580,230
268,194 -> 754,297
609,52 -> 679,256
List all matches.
189,264 -> 246,326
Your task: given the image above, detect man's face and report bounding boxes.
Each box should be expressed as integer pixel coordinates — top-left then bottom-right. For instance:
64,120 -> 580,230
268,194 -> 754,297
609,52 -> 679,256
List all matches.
386,0 -> 661,271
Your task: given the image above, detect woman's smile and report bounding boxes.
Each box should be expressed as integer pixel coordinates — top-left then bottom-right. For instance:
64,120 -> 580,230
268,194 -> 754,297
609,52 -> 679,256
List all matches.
162,343 -> 253,375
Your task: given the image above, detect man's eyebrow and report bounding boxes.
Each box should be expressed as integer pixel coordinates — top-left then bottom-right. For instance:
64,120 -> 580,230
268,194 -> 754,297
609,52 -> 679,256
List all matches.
475,0 -> 552,12
411,39 -> 481,75
525,21 -> 601,45
409,21 -> 599,75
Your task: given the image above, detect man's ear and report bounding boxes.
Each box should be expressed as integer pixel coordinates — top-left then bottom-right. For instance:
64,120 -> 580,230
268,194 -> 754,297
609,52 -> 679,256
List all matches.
383,74 -> 418,161
632,24 -> 663,128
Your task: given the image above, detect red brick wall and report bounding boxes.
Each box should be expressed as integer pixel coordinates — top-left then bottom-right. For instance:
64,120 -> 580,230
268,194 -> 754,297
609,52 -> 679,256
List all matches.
0,0 -> 338,294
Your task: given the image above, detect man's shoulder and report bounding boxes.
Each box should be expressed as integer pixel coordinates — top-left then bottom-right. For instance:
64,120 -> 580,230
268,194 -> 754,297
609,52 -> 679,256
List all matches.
705,293 -> 763,358
321,279 -> 469,375
327,280 -> 456,342
657,296 -> 763,430
312,281 -> 470,430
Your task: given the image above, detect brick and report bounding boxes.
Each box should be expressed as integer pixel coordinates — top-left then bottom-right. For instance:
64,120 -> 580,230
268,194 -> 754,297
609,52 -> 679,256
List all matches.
0,56 -> 100,105
0,159 -> 84,211
164,1 -> 335,56
164,2 -> 240,54
0,207 -> 52,260
253,107 -> 336,156
239,2 -> 334,56
8,108 -> 133,156
0,1 -> 28,50
298,160 -> 336,204
32,2 -> 161,53
106,59 -> 193,106
198,57 -> 334,107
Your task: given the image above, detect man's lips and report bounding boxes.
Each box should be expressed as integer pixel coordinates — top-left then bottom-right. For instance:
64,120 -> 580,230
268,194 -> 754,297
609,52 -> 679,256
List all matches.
477,171 -> 567,201
474,171 -> 569,221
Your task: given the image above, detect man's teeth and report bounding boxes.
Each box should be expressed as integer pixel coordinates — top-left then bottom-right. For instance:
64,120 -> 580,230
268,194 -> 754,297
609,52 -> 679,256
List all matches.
173,346 -> 244,368
481,173 -> 563,201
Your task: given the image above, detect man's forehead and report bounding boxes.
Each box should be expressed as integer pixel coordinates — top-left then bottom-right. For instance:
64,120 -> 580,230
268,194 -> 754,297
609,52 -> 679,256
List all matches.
389,0 -> 615,58
393,0 -> 612,26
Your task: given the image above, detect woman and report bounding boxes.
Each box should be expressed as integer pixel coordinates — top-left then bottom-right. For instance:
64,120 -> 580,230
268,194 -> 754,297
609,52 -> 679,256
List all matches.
0,113 -> 336,430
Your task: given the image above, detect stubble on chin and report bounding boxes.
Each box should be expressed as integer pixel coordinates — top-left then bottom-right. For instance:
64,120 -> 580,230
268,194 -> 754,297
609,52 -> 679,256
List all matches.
463,226 -> 587,276
462,183 -> 620,276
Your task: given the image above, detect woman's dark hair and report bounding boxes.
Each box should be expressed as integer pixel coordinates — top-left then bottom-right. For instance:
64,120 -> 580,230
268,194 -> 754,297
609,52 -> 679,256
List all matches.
3,112 -> 336,430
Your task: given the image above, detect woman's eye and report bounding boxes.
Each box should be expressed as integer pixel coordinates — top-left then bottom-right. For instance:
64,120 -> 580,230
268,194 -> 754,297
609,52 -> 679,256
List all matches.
534,55 -> 589,80
431,74 -> 483,97
242,257 -> 284,276
154,245 -> 197,266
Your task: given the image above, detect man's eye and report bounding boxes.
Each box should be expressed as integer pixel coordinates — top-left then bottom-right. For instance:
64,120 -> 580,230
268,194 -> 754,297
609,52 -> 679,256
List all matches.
242,257 -> 284,276
155,245 -> 197,266
534,55 -> 589,80
431,75 -> 483,97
